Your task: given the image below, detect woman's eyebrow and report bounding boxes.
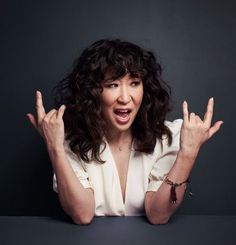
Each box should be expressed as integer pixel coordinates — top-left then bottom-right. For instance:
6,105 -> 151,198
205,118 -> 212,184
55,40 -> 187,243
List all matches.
103,79 -> 114,84
102,80 -> 116,86
130,77 -> 142,82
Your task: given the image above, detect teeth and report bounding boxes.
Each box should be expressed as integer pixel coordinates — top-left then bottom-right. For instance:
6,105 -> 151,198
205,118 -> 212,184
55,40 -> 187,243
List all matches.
115,109 -> 130,113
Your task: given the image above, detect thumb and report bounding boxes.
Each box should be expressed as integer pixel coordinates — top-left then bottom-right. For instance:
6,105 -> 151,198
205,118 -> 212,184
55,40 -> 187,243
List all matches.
57,104 -> 66,120
26,113 -> 37,129
208,121 -> 224,139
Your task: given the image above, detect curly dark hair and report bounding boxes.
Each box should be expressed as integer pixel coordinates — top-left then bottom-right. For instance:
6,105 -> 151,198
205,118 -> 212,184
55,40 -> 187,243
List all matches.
51,38 -> 173,164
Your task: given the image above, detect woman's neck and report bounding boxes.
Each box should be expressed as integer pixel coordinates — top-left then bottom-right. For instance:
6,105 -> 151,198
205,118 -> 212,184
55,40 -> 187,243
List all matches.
105,129 -> 132,146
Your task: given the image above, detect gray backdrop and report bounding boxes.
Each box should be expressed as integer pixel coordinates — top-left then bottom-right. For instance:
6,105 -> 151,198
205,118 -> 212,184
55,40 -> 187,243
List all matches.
1,0 -> 235,216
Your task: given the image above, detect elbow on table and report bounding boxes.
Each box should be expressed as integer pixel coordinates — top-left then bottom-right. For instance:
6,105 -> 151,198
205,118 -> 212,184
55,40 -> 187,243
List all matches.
72,213 -> 94,225
147,215 -> 170,225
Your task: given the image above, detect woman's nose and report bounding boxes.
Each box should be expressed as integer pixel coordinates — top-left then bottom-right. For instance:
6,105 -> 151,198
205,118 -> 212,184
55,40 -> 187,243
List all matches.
117,86 -> 131,104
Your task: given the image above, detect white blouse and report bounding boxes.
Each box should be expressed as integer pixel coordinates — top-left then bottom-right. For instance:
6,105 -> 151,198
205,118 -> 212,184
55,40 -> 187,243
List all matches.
53,118 -> 183,216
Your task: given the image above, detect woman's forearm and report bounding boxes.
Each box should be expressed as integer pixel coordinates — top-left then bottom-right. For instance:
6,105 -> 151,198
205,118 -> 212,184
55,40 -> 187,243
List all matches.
146,150 -> 197,224
47,144 -> 95,224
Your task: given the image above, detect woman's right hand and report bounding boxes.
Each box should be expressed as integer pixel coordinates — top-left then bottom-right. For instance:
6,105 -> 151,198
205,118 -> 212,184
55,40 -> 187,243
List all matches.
26,90 -> 67,149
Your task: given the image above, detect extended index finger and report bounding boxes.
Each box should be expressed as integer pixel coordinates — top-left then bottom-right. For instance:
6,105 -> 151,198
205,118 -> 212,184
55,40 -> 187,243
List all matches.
203,97 -> 214,126
182,100 -> 189,124
36,90 -> 46,122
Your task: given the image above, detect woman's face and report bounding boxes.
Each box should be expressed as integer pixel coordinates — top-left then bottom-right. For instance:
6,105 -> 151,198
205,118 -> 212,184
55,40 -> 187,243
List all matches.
100,73 -> 143,135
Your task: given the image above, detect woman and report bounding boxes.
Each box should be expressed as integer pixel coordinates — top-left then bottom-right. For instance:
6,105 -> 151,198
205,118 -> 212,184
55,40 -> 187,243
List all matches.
27,38 -> 223,225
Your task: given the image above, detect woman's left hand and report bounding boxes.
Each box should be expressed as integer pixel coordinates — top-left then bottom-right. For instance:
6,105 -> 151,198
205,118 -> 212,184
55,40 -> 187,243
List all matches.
179,97 -> 223,159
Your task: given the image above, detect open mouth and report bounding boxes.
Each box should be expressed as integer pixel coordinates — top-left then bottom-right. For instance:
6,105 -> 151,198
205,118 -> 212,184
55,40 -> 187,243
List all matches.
113,109 -> 132,123
114,109 -> 131,117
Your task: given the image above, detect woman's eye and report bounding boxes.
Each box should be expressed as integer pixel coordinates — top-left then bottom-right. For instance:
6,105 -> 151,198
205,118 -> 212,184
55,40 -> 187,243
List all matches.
131,81 -> 141,86
107,83 -> 118,88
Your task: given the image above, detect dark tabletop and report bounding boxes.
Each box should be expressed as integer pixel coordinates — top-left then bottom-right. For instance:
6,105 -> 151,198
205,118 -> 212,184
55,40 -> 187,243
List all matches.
0,215 -> 235,245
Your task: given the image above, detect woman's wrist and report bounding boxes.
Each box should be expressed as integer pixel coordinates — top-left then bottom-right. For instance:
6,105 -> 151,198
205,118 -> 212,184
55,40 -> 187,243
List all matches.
46,142 -> 65,158
178,146 -> 200,162
176,149 -> 198,175
167,151 -> 194,183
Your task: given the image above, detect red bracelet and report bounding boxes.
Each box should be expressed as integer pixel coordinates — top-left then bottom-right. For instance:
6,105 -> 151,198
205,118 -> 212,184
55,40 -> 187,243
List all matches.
164,176 -> 193,204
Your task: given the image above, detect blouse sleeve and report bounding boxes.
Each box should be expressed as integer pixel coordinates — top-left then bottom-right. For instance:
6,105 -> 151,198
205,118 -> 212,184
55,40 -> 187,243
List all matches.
53,140 -> 93,193
146,118 -> 183,192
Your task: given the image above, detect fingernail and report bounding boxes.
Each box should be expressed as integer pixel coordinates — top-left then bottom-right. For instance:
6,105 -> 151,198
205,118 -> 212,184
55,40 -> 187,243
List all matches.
210,97 -> 214,101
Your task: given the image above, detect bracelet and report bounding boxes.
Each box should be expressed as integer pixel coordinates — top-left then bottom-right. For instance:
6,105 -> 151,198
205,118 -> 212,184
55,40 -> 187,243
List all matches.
164,176 -> 193,204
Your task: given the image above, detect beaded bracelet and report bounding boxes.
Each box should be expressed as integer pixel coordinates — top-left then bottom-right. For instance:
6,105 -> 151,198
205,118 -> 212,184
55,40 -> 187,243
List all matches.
164,176 -> 193,204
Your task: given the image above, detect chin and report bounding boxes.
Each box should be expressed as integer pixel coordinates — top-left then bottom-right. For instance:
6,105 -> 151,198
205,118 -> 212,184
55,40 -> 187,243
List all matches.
114,120 -> 134,132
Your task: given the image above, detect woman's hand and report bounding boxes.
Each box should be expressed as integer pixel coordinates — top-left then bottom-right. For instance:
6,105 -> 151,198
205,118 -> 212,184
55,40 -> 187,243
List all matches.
26,90 -> 66,149
179,97 -> 223,159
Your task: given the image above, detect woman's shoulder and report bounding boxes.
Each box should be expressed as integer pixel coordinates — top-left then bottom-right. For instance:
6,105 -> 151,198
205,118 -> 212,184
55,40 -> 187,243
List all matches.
162,118 -> 183,149
164,118 -> 183,127
164,118 -> 183,135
